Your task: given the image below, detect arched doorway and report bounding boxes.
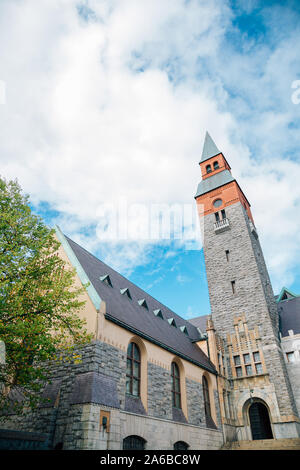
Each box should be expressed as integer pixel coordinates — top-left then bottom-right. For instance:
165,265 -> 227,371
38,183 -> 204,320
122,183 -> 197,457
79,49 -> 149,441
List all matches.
249,402 -> 273,440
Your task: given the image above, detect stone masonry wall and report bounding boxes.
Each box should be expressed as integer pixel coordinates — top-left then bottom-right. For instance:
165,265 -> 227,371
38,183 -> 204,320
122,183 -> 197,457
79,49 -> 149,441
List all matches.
186,379 -> 205,426
1,339 -> 216,448
202,201 -> 298,417
147,362 -> 172,420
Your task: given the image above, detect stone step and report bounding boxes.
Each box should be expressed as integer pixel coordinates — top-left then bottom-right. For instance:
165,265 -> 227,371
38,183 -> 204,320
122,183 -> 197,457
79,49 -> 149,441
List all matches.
222,438 -> 300,450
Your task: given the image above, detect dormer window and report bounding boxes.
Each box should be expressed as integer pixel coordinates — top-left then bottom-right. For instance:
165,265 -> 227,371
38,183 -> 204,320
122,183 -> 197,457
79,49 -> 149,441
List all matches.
206,164 -> 212,174
99,274 -> 113,287
138,299 -> 148,310
213,161 -> 219,170
179,326 -> 188,335
120,288 -> 132,299
168,318 -> 177,327
153,309 -> 164,319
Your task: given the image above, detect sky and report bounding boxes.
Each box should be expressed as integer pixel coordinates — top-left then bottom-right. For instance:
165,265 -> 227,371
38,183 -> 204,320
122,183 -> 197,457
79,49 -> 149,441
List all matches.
0,0 -> 300,319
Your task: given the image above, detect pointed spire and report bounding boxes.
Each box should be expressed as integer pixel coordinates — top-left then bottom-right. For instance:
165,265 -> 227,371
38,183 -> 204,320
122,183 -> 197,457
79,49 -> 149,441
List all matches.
200,131 -> 220,162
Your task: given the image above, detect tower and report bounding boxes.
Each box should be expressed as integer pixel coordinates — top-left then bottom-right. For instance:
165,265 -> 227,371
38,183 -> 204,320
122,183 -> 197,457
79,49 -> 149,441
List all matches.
195,132 -> 300,440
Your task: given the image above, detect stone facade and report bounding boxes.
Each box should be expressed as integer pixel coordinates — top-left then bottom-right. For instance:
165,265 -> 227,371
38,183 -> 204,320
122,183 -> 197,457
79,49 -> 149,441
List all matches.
147,362 -> 172,420
2,339 -> 222,450
281,332 -> 300,417
200,199 -> 300,438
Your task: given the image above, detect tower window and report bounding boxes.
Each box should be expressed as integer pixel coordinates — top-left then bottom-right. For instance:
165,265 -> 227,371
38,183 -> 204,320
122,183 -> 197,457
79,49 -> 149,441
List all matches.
213,161 -> 219,170
245,365 -> 252,376
213,198 -> 223,208
253,351 -> 263,374
225,250 -> 230,262
286,352 -> 295,363
243,353 -> 250,364
215,212 -> 220,222
253,351 -> 260,363
221,209 -> 226,219
206,164 -> 212,174
231,281 -> 236,294
171,362 -> 181,408
126,342 -> 141,397
233,355 -> 240,366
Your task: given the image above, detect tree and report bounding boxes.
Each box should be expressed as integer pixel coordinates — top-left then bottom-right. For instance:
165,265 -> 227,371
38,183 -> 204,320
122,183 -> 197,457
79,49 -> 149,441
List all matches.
0,177 -> 92,415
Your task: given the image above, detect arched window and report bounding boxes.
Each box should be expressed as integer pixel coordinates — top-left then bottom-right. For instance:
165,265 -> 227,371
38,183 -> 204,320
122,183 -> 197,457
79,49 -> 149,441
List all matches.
171,362 -> 181,408
174,441 -> 189,450
213,161 -> 219,170
206,164 -> 212,174
123,435 -> 146,450
126,342 -> 141,397
202,375 -> 211,419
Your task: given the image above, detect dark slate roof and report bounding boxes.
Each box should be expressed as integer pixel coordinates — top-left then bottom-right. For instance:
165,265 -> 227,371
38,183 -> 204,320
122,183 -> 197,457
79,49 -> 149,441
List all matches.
172,407 -> 188,424
65,236 -> 216,373
39,379 -> 61,408
200,132 -> 221,163
195,169 -> 234,198
278,296 -> 300,337
125,395 -> 146,415
188,315 -> 208,333
70,371 -> 120,408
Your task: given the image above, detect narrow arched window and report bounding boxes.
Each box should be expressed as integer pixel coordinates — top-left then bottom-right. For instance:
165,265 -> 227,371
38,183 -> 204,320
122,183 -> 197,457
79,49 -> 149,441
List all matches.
126,342 -> 140,397
202,375 -> 211,419
213,161 -> 219,170
171,362 -> 181,408
206,164 -> 212,174
174,441 -> 189,450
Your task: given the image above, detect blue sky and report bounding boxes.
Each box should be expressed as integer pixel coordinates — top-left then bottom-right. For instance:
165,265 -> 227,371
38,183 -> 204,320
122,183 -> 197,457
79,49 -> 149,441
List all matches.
1,0 -> 300,320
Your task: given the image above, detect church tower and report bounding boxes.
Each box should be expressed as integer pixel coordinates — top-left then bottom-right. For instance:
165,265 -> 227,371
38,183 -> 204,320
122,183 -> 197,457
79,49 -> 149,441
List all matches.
195,132 -> 300,440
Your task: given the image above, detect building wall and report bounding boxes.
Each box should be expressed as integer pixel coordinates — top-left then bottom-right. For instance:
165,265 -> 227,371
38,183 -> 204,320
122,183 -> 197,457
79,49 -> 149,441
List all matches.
281,333 -> 300,417
199,199 -> 299,432
2,337 -> 221,450
58,404 -> 223,450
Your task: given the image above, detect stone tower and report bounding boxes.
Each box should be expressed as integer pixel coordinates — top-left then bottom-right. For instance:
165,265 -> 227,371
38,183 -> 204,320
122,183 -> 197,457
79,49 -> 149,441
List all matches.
195,132 -> 300,440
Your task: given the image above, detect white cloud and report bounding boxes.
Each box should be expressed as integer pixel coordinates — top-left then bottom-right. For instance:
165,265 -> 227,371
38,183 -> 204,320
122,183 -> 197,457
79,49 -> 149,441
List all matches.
0,0 -> 299,290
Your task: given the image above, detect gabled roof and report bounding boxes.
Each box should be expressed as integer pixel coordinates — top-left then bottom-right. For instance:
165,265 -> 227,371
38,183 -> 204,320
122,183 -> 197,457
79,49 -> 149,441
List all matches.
57,230 -> 216,374
276,286 -> 299,303
200,132 -> 221,163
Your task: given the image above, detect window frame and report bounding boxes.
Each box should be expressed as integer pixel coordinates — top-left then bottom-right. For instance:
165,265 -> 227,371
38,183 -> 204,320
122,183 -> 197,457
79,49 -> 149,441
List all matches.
126,342 -> 141,397
171,362 -> 181,409
202,375 -> 212,419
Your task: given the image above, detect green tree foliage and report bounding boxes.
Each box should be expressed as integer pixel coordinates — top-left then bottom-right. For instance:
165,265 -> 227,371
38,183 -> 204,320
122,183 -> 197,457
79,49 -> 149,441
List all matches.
0,177 -> 93,415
